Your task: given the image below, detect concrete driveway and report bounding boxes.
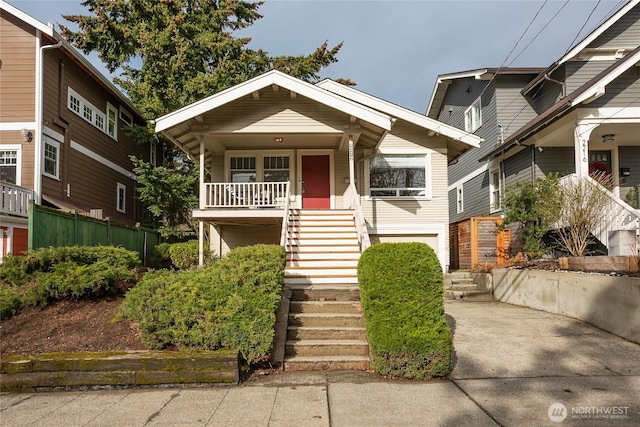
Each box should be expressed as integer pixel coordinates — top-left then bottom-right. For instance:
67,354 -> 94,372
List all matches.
1,301 -> 639,426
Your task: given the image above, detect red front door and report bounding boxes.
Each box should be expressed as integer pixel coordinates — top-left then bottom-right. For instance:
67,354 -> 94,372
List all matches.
302,155 -> 330,209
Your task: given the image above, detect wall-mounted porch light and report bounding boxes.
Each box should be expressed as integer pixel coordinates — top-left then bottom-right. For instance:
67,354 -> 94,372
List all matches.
274,137 -> 284,143
602,134 -> 615,143
21,128 -> 32,142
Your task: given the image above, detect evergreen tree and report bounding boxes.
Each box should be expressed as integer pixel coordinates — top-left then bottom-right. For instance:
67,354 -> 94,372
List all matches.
61,0 -> 343,237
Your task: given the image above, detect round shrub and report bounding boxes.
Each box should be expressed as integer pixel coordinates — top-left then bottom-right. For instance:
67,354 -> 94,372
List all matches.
358,242 -> 452,380
168,241 -> 217,270
120,244 -> 286,363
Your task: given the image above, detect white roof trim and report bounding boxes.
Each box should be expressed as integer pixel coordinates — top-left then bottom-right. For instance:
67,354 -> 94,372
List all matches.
155,70 -> 393,133
559,0 -> 639,65
0,0 -> 54,36
317,79 -> 482,148
571,48 -> 640,106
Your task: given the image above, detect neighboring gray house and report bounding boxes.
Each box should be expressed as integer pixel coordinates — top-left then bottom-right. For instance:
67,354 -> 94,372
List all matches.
427,0 -> 640,268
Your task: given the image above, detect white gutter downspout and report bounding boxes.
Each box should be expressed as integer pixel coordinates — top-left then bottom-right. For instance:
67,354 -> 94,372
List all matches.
34,30 -> 63,204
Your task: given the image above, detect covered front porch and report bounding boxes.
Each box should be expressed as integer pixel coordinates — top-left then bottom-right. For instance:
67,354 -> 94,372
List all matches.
155,71 -> 391,262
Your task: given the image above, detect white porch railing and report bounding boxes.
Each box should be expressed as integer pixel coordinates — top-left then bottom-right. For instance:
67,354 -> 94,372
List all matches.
344,183 -> 371,251
203,182 -> 290,209
1,182 -> 33,217
559,174 -> 640,248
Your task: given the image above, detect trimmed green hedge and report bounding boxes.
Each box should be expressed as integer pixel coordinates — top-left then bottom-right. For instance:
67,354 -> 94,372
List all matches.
119,244 -> 286,364
149,241 -> 217,270
0,246 -> 140,318
358,242 -> 452,379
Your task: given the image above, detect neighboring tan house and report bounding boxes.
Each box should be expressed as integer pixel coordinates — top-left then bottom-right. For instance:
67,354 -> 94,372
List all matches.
155,70 -> 482,274
428,0 -> 640,268
0,1 -> 157,261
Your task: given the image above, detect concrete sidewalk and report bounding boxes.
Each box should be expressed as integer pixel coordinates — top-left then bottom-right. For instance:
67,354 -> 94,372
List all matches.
1,301 -> 639,426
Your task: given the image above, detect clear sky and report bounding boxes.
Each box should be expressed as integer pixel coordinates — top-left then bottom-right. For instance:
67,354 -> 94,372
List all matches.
6,0 -> 623,114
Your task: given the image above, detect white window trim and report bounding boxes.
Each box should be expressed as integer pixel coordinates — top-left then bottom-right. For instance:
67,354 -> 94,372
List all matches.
225,150 -> 295,183
456,185 -> 464,214
68,87 -> 108,134
365,153 -> 432,200
0,145 -> 22,186
106,102 -> 118,140
116,182 -> 126,213
489,166 -> 502,213
119,107 -> 133,126
465,97 -> 482,133
42,137 -> 61,180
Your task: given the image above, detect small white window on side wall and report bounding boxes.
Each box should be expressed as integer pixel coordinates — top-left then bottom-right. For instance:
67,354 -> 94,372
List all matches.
456,185 -> 464,214
464,97 -> 482,133
116,182 -> 126,213
43,138 -> 60,180
489,167 -> 502,213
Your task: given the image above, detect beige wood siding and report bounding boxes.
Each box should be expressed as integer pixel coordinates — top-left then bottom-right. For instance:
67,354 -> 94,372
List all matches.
361,122 -> 449,227
371,234 -> 439,255
0,13 -> 36,122
202,90 -> 349,134
219,224 -> 280,255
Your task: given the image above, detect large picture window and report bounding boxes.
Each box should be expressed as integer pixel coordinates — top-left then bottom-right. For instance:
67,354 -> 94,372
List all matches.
369,155 -> 427,197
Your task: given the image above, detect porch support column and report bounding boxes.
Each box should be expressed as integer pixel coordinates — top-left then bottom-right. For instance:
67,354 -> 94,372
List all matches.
348,136 -> 355,188
198,139 -> 205,266
574,122 -> 593,178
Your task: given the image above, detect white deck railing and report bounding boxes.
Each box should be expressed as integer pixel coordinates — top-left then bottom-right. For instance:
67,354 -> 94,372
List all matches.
559,174 -> 640,248
345,183 -> 371,251
203,182 -> 290,209
1,182 -> 33,217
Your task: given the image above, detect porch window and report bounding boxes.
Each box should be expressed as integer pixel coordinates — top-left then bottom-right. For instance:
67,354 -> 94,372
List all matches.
0,149 -> 19,184
490,167 -> 501,212
369,155 -> 427,197
230,157 -> 256,182
263,156 -> 289,182
43,139 -> 60,180
465,97 -> 482,133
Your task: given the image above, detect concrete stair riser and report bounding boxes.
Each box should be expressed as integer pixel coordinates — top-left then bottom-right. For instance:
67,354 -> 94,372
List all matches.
288,313 -> 365,328
284,356 -> 370,371
285,340 -> 369,357
289,301 -> 362,314
285,268 -> 358,277
287,326 -> 367,341
289,286 -> 361,301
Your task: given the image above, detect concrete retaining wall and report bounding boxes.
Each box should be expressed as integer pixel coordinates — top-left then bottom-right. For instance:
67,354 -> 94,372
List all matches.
0,350 -> 239,392
493,268 -> 640,344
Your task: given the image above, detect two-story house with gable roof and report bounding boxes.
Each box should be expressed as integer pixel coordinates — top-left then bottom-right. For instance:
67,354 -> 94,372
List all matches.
0,1 -> 158,261
428,0 -> 640,268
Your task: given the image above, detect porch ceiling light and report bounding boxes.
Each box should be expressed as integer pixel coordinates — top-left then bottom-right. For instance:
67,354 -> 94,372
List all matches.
602,134 -> 615,143
274,137 -> 284,143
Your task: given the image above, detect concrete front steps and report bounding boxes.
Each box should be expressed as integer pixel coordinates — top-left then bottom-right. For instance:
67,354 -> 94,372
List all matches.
444,271 -> 494,301
283,210 -> 369,371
